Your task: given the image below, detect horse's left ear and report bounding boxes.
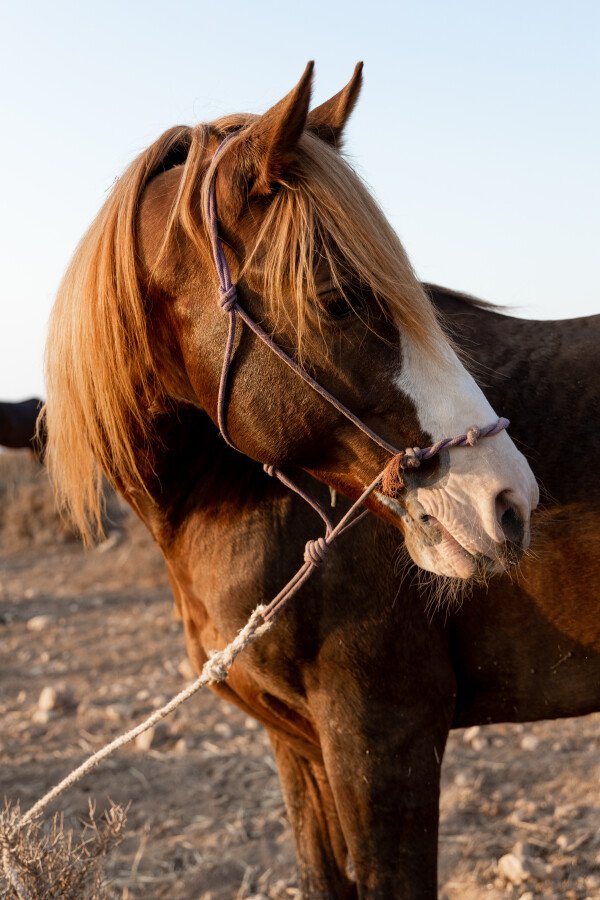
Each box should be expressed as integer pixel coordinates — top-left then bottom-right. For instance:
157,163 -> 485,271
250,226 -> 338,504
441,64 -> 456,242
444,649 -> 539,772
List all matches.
306,62 -> 364,149
245,61 -> 314,195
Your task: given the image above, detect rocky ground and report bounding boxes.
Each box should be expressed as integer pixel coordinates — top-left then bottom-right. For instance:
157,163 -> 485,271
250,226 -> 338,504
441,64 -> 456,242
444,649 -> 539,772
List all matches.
0,451 -> 599,898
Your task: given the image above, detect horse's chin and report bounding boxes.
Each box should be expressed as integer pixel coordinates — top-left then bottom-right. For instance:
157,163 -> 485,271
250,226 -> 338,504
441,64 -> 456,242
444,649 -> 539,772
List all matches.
403,527 -> 491,580
375,492 -> 506,581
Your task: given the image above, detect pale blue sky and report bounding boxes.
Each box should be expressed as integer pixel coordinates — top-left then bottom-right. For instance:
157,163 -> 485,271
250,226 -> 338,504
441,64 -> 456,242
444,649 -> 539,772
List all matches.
1,1 -> 598,400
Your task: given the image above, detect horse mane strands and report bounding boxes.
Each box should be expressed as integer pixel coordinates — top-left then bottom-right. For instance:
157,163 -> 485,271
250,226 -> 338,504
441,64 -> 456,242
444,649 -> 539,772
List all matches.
45,126 -> 194,542
230,130 -> 449,364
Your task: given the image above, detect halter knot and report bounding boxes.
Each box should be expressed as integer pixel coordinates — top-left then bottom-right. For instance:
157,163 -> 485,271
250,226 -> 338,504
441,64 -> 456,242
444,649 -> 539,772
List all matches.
219,285 -> 237,312
465,425 -> 481,446
399,447 -> 423,469
263,463 -> 276,478
304,537 -> 328,567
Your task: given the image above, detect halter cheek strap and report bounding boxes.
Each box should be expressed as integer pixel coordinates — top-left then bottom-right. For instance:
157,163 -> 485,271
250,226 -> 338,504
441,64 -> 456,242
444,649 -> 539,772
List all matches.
205,134 -> 509,621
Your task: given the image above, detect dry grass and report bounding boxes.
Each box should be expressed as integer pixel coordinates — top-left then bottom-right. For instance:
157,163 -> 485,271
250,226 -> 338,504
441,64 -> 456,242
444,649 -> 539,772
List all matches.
0,801 -> 127,899
0,451 -> 125,551
0,451 -> 76,549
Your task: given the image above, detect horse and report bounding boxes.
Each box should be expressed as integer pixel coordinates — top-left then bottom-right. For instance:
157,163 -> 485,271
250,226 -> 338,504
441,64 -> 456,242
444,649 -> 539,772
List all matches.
43,64 -> 544,897
0,398 -> 45,459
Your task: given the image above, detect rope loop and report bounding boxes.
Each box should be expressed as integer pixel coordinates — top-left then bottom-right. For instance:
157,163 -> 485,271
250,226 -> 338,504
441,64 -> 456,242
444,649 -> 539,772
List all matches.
219,285 -> 237,312
304,537 -> 328,566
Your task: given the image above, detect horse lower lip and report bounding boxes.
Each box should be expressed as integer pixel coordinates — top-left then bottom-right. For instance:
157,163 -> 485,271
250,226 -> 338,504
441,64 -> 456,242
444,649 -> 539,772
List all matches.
422,517 -> 478,574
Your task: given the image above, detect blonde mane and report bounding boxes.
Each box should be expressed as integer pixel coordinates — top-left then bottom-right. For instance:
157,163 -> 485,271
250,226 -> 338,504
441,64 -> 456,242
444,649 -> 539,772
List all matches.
45,116 -> 446,540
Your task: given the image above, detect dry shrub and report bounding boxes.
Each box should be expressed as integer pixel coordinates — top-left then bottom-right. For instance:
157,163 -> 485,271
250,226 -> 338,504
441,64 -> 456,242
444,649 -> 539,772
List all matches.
0,451 -> 127,552
0,801 -> 127,899
0,451 -> 76,550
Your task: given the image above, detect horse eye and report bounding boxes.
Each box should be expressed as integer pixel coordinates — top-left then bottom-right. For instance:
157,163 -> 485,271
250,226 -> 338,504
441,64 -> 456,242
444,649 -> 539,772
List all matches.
327,296 -> 355,320
326,287 -> 370,321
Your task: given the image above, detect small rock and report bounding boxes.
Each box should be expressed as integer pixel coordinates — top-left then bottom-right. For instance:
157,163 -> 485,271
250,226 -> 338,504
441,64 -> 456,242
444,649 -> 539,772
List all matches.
136,689 -> 150,701
38,686 -> 59,711
178,658 -> 196,680
27,615 -> 52,632
463,725 -> 480,744
134,722 -> 168,751
519,893 -> 534,900
151,695 -> 168,709
76,700 -> 90,717
33,709 -> 55,725
16,690 -> 27,705
454,771 -> 469,787
174,737 -> 190,755
244,716 -> 259,731
38,685 -> 74,712
585,875 -> 600,891
135,727 -> 156,752
214,722 -> 233,739
498,852 -> 528,885
520,735 -> 539,752
554,803 -> 576,820
105,703 -> 132,722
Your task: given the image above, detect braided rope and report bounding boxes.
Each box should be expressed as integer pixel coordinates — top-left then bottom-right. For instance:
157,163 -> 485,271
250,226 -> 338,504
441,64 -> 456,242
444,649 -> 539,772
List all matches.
12,472 -> 381,830
16,608 -> 271,828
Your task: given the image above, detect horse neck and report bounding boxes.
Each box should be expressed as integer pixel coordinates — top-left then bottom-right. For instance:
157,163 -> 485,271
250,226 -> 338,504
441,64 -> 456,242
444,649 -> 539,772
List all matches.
133,403 -> 280,546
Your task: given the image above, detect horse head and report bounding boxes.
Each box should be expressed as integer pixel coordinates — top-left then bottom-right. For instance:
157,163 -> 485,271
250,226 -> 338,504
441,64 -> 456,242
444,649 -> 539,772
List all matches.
46,63 -> 538,580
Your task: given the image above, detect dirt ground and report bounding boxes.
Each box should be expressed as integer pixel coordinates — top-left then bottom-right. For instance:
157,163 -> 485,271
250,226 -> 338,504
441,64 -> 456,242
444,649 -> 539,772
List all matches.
1,451 -> 599,899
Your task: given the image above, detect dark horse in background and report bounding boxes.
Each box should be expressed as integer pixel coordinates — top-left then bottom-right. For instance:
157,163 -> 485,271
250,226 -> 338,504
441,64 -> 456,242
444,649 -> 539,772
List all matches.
43,63 -> 598,898
0,398 -> 45,459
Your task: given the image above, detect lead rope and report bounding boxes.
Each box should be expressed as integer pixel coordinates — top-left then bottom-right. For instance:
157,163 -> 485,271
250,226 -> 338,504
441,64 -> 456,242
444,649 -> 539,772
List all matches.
5,136 -> 508,853
8,471 -> 382,843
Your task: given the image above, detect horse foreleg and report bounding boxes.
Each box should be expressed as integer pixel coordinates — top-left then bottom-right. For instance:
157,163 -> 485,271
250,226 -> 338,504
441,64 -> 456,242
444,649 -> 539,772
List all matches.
316,702 -> 450,900
301,615 -> 455,900
268,730 -> 358,899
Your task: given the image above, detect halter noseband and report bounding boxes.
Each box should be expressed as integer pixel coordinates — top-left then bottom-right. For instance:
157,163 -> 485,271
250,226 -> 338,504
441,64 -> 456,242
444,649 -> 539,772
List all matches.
204,134 -> 508,620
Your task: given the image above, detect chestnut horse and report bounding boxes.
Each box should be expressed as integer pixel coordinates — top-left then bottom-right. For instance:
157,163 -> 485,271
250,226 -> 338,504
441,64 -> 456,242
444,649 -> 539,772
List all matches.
43,65 -> 549,896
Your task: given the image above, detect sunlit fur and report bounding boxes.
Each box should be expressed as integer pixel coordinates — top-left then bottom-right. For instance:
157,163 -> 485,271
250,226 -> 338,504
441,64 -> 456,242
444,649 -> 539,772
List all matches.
45,115 -> 448,541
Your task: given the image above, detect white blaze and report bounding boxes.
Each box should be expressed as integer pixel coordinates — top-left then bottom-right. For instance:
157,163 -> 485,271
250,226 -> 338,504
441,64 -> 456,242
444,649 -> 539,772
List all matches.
393,332 -> 539,566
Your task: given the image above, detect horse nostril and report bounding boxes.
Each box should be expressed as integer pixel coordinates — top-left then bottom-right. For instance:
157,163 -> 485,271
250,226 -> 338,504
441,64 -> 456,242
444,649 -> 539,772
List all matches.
500,505 -> 525,547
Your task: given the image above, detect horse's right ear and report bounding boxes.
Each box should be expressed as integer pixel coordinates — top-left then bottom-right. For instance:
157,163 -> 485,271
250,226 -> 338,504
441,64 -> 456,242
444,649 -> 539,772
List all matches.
306,62 -> 363,150
243,61 -> 314,195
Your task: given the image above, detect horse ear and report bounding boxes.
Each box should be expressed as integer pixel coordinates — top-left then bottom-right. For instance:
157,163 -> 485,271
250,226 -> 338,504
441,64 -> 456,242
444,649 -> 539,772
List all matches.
306,62 -> 363,149
246,61 -> 314,195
